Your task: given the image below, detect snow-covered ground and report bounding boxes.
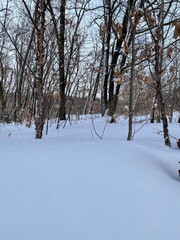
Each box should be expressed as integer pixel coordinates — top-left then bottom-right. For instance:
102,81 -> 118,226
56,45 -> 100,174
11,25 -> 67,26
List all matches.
0,116 -> 180,240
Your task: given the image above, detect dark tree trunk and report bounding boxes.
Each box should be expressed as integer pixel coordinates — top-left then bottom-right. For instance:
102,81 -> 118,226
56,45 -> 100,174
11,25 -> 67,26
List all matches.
150,96 -> 155,123
0,60 -> 6,122
58,0 -> 66,121
35,0 -> 46,139
101,0 -> 112,116
47,0 -> 66,125
108,0 -> 135,120
153,0 -> 171,147
0,81 -> 6,122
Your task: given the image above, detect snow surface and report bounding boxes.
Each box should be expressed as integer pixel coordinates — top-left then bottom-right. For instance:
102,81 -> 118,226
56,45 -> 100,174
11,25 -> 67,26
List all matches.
0,116 -> 180,240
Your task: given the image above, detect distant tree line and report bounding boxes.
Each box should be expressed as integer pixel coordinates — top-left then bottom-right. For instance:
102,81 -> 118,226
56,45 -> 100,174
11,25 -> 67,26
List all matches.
0,0 -> 179,144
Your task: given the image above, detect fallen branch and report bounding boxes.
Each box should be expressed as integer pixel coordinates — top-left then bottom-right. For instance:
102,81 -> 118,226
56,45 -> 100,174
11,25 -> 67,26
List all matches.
153,128 -> 180,149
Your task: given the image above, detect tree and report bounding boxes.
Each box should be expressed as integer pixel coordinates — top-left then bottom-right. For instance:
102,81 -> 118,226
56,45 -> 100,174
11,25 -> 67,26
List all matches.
0,0 -> 11,122
127,10 -> 136,141
100,0 -> 112,116
34,0 -> 47,139
107,0 -> 135,121
47,0 -> 66,125
145,0 -> 175,146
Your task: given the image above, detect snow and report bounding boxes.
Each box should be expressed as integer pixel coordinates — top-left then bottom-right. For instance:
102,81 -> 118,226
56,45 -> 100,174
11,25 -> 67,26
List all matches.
0,116 -> 180,240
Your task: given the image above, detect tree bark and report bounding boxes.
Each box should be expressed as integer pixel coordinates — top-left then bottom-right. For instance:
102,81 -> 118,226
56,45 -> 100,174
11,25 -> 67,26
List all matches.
108,0 -> 135,120
35,0 -> 46,139
101,0 -> 112,116
47,0 -> 66,126
127,24 -> 136,141
153,0 -> 171,147
58,0 -> 66,121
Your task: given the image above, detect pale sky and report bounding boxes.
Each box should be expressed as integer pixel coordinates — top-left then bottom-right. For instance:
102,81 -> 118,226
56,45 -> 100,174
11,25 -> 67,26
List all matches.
92,0 -> 102,6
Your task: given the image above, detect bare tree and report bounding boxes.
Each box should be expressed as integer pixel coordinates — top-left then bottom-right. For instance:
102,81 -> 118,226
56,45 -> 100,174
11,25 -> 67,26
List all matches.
33,0 -> 47,138
127,11 -> 136,141
100,0 -> 112,116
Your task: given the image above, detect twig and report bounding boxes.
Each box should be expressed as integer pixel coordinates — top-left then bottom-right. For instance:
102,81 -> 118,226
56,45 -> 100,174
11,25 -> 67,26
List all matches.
91,116 -> 108,140
153,128 -> 180,149
153,128 -> 178,140
132,117 -> 150,139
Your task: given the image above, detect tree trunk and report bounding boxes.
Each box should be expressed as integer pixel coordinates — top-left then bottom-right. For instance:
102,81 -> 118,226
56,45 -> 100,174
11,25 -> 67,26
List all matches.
108,0 -> 135,120
35,0 -> 46,139
150,95 -> 156,123
0,60 -> 6,122
0,81 -> 6,122
89,69 -> 101,114
47,0 -> 66,125
127,24 -> 136,141
101,0 -> 112,116
58,0 -> 66,121
153,0 -> 171,147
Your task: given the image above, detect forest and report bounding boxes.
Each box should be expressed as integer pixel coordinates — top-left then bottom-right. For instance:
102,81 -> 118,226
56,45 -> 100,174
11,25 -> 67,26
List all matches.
1,1 -> 180,239
0,0 -> 179,142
